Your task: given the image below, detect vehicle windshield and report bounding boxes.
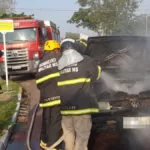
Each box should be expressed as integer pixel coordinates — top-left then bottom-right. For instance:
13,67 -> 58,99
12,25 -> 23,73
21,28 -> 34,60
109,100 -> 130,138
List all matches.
0,28 -> 36,44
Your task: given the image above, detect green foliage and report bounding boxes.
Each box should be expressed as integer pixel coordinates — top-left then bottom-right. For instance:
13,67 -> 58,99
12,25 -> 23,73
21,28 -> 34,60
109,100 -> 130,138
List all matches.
0,100 -> 16,136
0,80 -> 20,136
0,0 -> 15,14
65,32 -> 80,40
0,79 -> 19,97
0,12 -> 34,19
69,0 -> 142,35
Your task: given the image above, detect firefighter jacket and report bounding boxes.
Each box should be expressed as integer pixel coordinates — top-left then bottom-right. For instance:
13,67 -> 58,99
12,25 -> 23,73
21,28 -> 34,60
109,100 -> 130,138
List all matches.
58,55 -> 102,115
36,51 -> 61,108
36,51 -> 63,149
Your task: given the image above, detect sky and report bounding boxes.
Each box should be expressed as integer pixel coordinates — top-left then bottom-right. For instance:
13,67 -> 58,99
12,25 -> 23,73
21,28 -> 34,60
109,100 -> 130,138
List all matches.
14,0 -> 150,38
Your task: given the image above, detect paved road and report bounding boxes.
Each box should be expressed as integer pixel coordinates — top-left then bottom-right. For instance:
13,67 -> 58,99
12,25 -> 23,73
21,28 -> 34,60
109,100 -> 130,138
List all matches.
7,75 -> 41,150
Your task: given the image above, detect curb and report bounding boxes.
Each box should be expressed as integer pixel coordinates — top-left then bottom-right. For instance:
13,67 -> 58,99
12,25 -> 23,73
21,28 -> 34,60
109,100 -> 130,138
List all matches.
0,87 -> 22,150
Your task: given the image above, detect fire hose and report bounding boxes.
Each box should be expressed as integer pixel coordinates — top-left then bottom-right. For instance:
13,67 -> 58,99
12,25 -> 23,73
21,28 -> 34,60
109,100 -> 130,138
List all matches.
26,104 -> 39,150
26,104 -> 63,150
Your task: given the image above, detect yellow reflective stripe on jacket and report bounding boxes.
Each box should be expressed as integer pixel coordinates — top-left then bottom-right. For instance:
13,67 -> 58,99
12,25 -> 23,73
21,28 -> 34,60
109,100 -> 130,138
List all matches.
61,108 -> 99,115
39,100 -> 61,108
96,65 -> 102,80
57,78 -> 91,86
36,72 -> 60,84
80,40 -> 87,47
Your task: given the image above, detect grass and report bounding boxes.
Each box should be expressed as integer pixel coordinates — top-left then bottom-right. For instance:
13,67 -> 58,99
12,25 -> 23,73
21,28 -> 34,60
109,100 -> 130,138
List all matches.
0,80 -> 20,136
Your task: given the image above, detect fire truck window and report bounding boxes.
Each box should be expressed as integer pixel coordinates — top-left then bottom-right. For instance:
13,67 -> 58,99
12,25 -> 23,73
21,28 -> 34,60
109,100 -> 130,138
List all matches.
52,31 -> 55,40
56,34 -> 58,41
54,32 -> 57,40
0,33 -> 2,43
42,28 -> 48,40
58,34 -> 60,41
2,28 -> 36,44
54,33 -> 56,40
57,33 -> 60,41
38,28 -> 44,44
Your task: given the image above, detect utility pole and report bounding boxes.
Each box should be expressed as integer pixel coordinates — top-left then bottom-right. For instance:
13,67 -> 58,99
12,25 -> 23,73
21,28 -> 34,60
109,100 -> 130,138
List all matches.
145,15 -> 148,36
145,15 -> 150,36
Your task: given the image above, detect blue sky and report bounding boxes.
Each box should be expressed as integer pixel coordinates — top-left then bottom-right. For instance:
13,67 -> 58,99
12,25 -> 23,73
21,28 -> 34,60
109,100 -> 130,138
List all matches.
139,0 -> 150,11
15,0 -> 150,37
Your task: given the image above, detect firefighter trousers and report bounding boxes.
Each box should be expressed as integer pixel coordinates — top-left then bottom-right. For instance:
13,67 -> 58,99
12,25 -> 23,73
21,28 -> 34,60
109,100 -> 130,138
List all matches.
40,106 -> 63,149
61,114 -> 92,150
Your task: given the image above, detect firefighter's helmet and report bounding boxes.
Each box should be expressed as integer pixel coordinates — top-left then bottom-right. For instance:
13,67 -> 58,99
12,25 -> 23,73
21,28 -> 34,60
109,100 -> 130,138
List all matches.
60,38 -> 76,52
44,40 -> 60,51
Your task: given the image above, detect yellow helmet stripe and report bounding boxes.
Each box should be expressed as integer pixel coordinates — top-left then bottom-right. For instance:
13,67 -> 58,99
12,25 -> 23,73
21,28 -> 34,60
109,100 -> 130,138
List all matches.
57,78 -> 91,86
36,72 -> 60,84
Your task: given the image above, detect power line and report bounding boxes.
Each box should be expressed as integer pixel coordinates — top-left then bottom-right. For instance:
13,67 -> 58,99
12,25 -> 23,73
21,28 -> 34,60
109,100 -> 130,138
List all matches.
14,8 -> 77,12
11,8 -> 150,13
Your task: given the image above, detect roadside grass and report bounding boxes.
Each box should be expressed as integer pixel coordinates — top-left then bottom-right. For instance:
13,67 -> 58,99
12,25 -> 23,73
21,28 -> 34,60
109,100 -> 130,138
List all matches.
0,80 -> 20,136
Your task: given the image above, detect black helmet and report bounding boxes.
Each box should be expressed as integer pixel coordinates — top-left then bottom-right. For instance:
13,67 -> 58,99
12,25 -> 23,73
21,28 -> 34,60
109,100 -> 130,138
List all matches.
61,38 -> 77,52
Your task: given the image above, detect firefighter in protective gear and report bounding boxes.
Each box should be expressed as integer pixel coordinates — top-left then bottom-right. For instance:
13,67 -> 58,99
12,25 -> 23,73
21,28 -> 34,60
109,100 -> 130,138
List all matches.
36,40 -> 63,150
75,34 -> 88,54
75,39 -> 87,55
58,38 -> 102,150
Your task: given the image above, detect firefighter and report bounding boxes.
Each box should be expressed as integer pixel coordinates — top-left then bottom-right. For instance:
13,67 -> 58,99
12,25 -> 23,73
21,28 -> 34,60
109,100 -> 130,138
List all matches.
75,39 -> 87,55
75,34 -> 88,54
36,40 -> 63,150
57,38 -> 102,150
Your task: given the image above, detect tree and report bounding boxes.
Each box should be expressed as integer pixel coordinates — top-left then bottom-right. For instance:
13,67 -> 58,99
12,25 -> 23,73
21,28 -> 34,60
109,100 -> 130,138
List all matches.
65,32 -> 80,40
132,14 -> 150,36
0,0 -> 15,14
68,0 -> 142,35
0,0 -> 34,19
0,12 -> 34,19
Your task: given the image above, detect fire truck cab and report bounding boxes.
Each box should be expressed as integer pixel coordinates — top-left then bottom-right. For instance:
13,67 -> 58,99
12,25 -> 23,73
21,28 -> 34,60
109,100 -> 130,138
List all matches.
44,20 -> 60,42
0,18 -> 60,77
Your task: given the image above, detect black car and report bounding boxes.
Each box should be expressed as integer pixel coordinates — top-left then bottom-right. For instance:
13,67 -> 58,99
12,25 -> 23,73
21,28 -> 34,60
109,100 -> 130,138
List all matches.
86,36 -> 150,150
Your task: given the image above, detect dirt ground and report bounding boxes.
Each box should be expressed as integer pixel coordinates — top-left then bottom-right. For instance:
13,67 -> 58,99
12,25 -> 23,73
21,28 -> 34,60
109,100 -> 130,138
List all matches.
0,92 -> 12,101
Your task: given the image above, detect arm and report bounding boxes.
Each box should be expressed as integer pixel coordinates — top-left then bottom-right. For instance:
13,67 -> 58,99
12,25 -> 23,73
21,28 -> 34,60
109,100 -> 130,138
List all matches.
86,56 -> 102,82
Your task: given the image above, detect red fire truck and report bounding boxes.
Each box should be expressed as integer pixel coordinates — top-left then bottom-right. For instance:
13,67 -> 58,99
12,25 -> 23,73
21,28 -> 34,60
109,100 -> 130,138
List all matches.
0,18 -> 60,77
44,20 -> 60,41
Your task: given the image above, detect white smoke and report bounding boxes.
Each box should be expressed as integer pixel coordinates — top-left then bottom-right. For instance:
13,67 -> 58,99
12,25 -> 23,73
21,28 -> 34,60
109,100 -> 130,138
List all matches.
98,40 -> 150,95
101,71 -> 150,95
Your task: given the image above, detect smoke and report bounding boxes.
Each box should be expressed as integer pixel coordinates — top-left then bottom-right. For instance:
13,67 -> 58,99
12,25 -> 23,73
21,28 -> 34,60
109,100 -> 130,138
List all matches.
101,72 -> 150,95
101,71 -> 129,93
100,41 -> 150,95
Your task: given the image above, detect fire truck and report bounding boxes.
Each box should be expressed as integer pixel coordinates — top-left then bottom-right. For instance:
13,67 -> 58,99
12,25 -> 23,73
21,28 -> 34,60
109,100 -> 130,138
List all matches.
44,20 -> 60,41
0,17 -> 60,77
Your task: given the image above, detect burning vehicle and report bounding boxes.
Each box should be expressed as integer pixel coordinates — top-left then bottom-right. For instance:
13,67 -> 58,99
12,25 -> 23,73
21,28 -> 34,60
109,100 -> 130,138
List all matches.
86,36 -> 150,150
